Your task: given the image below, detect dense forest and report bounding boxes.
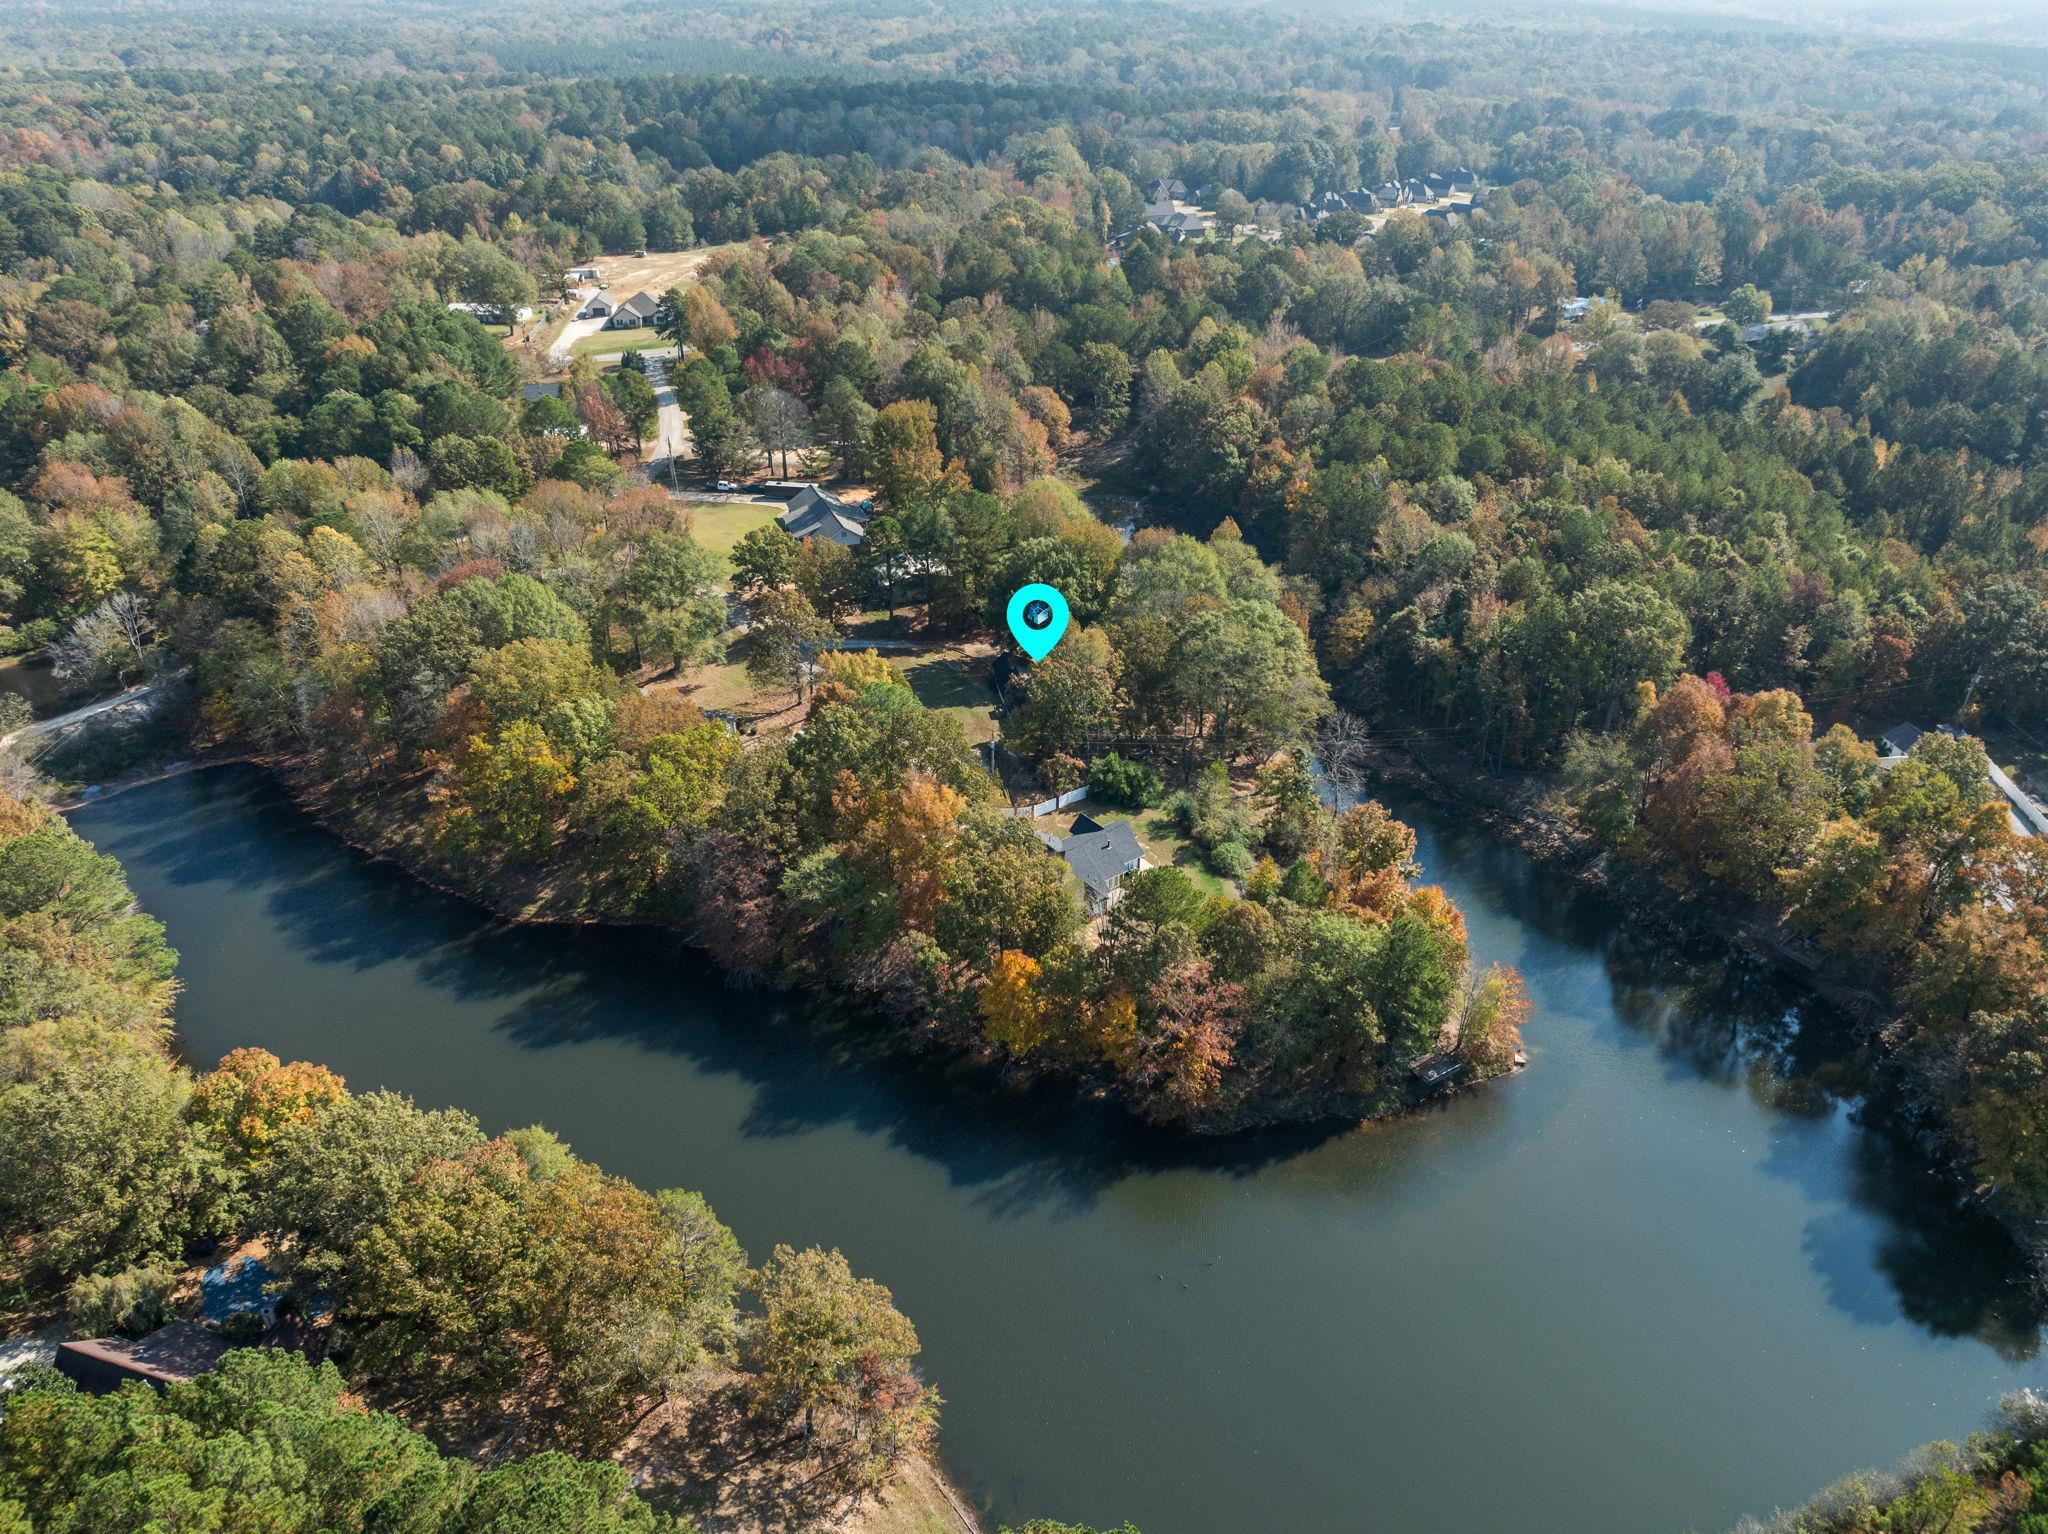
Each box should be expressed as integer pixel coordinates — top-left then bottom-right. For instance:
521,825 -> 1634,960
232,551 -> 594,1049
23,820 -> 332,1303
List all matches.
1,0 -> 2046,1528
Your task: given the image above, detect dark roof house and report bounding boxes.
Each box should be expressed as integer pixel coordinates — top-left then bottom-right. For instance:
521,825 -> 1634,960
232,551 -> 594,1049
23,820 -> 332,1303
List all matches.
1158,210 -> 1212,240
779,485 -> 868,546
55,1322 -> 229,1395
199,1254 -> 281,1328
1051,816 -> 1145,915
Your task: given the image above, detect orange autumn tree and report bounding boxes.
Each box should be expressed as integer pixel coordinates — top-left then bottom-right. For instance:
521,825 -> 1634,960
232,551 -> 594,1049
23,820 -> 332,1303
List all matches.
188,1048 -> 346,1165
832,770 -> 966,933
1132,959 -> 1246,1119
1328,800 -> 1421,921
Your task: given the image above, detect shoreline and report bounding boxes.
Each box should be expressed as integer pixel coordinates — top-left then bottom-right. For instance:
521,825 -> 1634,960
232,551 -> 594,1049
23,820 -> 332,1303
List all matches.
1348,729 -> 2048,1288
57,735 -> 2044,1284
63,744 -> 1519,1138
53,750 -> 986,1534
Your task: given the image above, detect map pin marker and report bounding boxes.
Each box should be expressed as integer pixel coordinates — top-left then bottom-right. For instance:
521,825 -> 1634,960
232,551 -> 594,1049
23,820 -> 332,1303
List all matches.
1006,583 -> 1070,663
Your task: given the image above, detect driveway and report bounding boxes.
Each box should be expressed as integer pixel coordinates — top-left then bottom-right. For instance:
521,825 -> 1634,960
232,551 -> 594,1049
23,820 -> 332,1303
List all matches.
642,352 -> 693,471
0,677 -> 175,753
548,313 -> 612,367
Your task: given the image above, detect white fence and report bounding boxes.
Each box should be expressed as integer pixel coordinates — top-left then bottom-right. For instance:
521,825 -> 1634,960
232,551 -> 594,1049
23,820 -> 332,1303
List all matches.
1005,785 -> 1090,819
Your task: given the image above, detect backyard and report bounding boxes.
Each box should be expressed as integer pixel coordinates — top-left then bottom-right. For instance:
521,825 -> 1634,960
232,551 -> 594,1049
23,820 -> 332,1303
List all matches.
890,647 -> 999,746
684,499 -> 781,573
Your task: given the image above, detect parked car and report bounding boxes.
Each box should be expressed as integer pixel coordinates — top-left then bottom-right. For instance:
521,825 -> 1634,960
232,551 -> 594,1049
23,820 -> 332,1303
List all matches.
712,480 -> 740,492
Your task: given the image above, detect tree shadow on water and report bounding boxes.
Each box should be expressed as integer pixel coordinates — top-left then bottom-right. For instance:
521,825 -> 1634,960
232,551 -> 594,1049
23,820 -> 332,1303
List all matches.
1376,776 -> 2044,1358
477,922 -> 1349,1220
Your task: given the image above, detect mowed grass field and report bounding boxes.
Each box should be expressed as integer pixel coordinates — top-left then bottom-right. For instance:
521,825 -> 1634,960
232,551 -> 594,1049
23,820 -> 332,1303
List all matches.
564,328 -> 669,360
682,500 -> 780,572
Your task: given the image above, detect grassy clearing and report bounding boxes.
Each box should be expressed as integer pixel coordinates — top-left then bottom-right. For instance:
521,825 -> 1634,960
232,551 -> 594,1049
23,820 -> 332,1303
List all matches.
840,1457 -> 976,1534
584,243 -> 744,298
684,500 -> 780,572
891,649 -> 997,745
1129,807 -> 1234,897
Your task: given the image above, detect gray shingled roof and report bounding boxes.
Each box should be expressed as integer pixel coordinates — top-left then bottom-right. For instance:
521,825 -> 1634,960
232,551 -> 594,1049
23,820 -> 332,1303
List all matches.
1056,817 -> 1143,895
778,492 -> 867,545
1882,722 -> 1926,757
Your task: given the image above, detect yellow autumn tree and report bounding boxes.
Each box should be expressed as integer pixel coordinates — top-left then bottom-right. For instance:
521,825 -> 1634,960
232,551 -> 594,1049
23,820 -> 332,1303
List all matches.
1081,987 -> 1139,1071
445,720 -> 577,859
980,950 -> 1054,1054
810,649 -> 902,710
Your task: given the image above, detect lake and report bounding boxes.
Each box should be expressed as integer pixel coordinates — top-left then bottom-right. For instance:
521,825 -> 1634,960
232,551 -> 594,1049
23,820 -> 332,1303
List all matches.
71,764 -> 2046,1534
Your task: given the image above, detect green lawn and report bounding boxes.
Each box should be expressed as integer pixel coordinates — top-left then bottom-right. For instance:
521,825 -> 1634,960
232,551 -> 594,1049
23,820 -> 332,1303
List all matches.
892,650 -> 997,744
682,501 -> 778,574
566,328 -> 667,360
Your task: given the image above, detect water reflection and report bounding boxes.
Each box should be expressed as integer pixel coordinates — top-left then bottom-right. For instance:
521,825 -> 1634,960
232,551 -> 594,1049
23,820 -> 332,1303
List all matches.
73,763 -> 2047,1533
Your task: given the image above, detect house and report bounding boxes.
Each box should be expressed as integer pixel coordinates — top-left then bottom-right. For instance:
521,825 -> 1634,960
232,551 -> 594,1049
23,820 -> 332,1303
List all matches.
1561,296 -> 1593,322
606,291 -> 659,330
778,485 -> 869,546
446,301 -> 533,325
1375,179 -> 1410,207
565,265 -> 600,283
199,1254 -> 282,1328
1878,721 -> 2046,838
1880,722 -> 1925,759
577,291 -> 617,320
1740,317 -> 1818,348
55,1322 -> 228,1395
1448,168 -> 1478,194
1049,814 -> 1145,915
1150,208 -> 1212,241
1144,177 -> 1188,205
1423,204 -> 1461,223
1423,171 -> 1451,196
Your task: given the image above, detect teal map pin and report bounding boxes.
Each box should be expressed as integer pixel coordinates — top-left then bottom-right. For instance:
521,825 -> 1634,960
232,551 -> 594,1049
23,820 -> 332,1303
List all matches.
1006,583 -> 1070,662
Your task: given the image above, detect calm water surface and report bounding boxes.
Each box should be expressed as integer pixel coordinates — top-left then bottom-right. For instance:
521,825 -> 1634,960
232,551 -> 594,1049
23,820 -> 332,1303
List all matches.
72,765 -> 2046,1534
